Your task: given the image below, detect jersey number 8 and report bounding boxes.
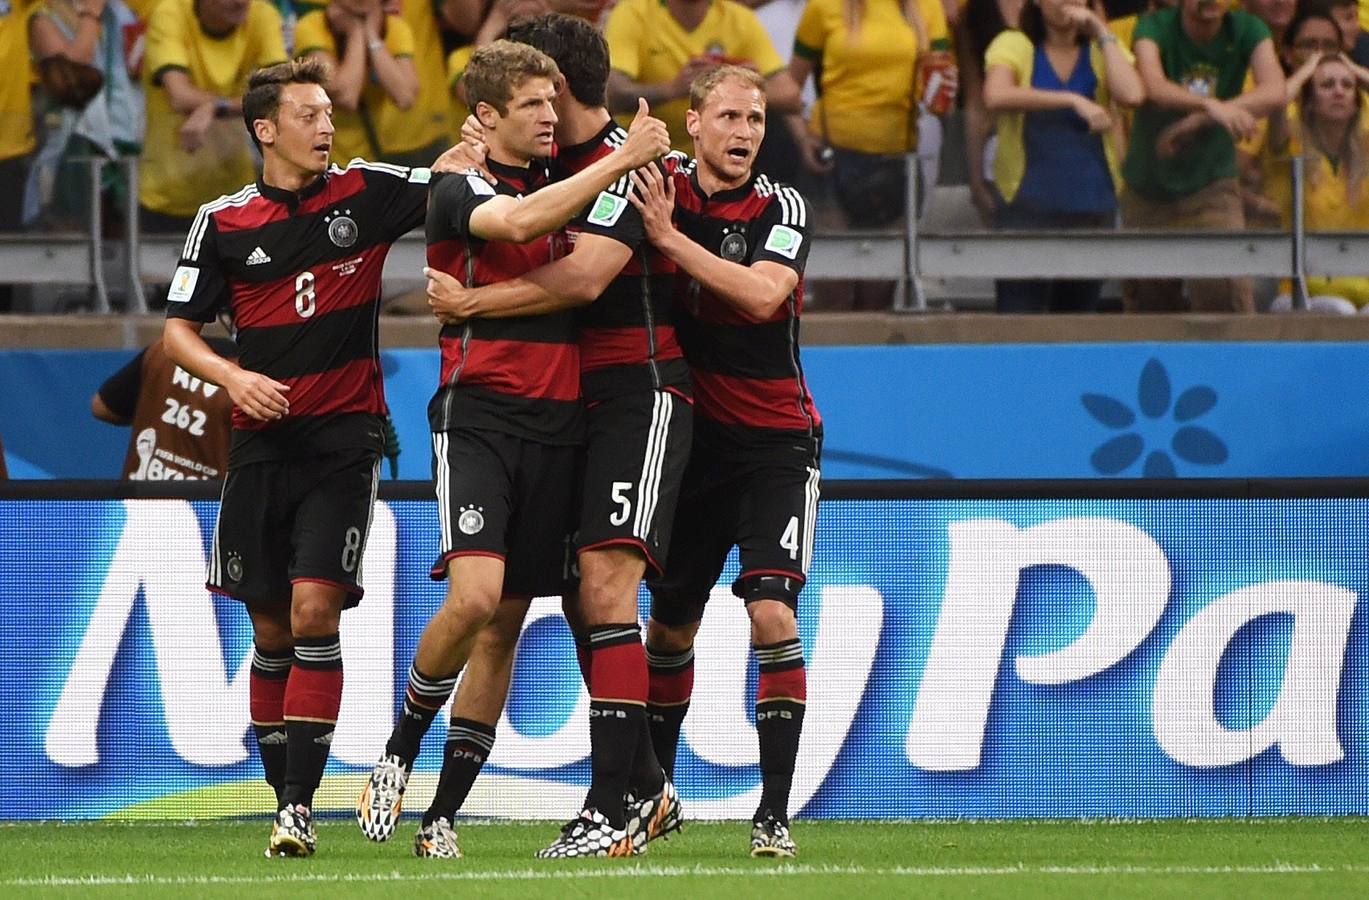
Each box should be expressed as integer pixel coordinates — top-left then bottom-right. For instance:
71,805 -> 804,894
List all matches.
295,271 -> 316,318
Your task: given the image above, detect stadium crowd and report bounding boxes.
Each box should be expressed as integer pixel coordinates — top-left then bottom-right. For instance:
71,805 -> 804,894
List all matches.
2,0 -> 1369,311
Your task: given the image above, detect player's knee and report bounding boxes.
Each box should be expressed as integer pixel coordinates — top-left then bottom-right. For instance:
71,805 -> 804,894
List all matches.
747,598 -> 798,645
442,584 -> 502,630
290,586 -> 344,636
577,547 -> 645,623
646,617 -> 698,654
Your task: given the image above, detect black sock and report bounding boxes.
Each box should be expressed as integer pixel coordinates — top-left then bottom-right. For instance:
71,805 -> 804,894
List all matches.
629,715 -> 666,797
281,634 -> 344,809
646,644 -> 694,779
754,638 -> 806,825
386,663 -> 459,766
249,646 -> 292,810
424,717 -> 496,825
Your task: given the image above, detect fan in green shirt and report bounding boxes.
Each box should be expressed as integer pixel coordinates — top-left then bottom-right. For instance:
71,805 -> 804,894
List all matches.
1124,0 -> 1284,200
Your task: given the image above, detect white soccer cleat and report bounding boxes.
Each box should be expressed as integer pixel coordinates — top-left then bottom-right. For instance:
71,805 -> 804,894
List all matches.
750,812 -> 797,858
626,778 -> 683,853
357,753 -> 409,842
413,816 -> 462,858
536,808 -> 635,859
267,803 -> 316,858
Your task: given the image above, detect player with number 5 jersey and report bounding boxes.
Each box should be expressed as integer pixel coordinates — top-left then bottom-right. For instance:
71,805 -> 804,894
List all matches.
161,58 -> 461,859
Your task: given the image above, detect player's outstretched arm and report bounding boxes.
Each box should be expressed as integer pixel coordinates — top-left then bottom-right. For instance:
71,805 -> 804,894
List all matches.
426,233 -> 632,321
628,165 -> 797,320
164,318 -> 290,422
466,99 -> 669,244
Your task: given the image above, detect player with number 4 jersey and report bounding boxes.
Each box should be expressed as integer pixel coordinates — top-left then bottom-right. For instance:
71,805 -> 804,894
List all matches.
629,64 -> 820,860
161,58 -> 458,859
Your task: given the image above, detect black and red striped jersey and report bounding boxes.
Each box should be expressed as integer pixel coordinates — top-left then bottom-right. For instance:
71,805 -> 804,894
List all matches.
669,162 -> 822,454
166,160 -> 430,464
425,160 -> 581,444
554,124 -> 691,402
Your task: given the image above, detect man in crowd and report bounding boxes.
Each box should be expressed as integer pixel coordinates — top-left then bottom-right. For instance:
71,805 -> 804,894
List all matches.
412,13 -> 691,858
603,0 -> 801,153
159,57 -> 459,858
354,39 -> 670,859
629,65 -> 820,858
139,0 -> 286,233
1121,0 -> 1285,312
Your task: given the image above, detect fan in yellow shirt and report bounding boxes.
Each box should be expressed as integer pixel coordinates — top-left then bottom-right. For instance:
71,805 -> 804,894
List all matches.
0,0 -> 37,230
1259,56 -> 1369,308
604,0 -> 800,152
791,0 -> 951,157
138,0 -> 286,228
295,0 -> 423,165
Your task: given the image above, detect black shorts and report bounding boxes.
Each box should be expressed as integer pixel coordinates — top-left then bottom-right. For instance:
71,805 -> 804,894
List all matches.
647,441 -> 821,627
208,447 -> 382,608
577,389 -> 692,577
430,428 -> 579,598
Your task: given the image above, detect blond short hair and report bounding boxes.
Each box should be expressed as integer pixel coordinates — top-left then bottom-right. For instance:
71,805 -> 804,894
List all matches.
689,64 -> 766,111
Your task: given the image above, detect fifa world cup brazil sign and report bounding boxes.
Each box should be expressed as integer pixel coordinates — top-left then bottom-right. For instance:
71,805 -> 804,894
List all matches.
21,497 -> 1362,819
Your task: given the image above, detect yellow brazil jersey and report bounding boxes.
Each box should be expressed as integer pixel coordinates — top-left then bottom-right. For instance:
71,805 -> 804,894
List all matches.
446,43 -> 474,139
605,0 -> 785,153
139,0 -> 286,218
395,0 -> 451,153
0,0 -> 36,161
1108,13 -> 1138,49
793,0 -> 948,154
295,10 -> 416,162
1259,103 -> 1369,304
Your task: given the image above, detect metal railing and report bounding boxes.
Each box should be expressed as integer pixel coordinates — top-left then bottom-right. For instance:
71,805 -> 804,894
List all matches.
1,153 -> 1358,314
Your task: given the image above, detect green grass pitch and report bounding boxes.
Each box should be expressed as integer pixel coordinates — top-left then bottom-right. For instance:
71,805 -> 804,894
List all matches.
3,818 -> 1369,898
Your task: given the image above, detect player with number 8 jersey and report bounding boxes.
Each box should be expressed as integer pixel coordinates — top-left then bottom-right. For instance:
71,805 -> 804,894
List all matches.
162,58 -> 454,859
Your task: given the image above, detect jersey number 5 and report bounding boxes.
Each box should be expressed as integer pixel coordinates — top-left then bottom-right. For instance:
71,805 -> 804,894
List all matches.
609,481 -> 633,526
295,271 -> 316,318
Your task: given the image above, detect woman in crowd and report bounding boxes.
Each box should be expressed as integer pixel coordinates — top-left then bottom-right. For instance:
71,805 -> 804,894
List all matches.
295,0 -> 424,166
786,0 -> 957,308
1262,54 -> 1369,311
982,0 -> 1143,311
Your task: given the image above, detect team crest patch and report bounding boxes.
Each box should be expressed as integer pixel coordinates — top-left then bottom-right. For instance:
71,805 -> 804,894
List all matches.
764,225 -> 803,259
326,210 -> 358,248
719,230 -> 747,262
458,505 -> 485,535
587,191 -> 627,227
166,266 -> 199,303
226,552 -> 243,583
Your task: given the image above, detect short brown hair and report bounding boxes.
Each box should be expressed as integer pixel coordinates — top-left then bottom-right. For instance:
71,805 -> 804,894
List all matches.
464,39 -> 560,116
689,65 -> 766,111
242,58 -> 331,149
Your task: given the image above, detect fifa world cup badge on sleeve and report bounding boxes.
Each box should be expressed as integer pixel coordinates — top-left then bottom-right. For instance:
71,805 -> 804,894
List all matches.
588,191 -> 628,227
764,225 -> 803,260
167,266 -> 199,303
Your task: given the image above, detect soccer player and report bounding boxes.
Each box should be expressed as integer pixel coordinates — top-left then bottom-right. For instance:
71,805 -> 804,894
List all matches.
416,13 -> 691,858
160,57 -> 442,857
627,64 -> 820,859
355,39 -> 671,859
